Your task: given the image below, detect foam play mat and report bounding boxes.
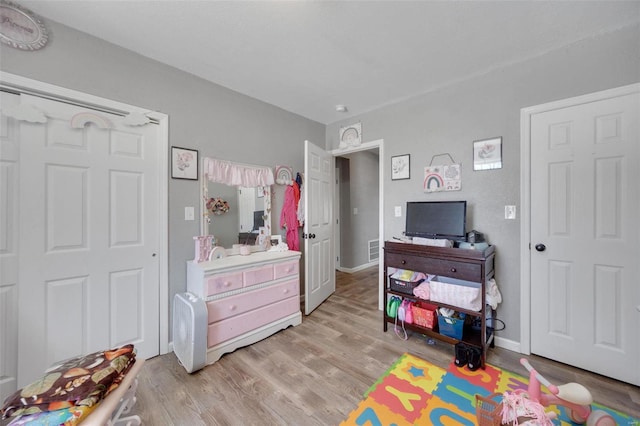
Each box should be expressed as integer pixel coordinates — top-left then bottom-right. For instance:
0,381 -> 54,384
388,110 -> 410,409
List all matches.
340,353 -> 639,425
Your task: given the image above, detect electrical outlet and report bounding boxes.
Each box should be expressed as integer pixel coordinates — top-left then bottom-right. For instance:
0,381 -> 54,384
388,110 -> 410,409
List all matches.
353,207 -> 358,215
505,205 -> 516,220
395,206 -> 402,217
185,206 -> 194,221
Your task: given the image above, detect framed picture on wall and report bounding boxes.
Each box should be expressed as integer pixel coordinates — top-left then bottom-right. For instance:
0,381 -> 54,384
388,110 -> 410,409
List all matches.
171,146 -> 198,180
473,137 -> 502,171
391,154 -> 410,180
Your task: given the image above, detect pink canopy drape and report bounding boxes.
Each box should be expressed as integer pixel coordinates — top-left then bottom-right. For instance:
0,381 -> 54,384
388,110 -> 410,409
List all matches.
203,157 -> 274,187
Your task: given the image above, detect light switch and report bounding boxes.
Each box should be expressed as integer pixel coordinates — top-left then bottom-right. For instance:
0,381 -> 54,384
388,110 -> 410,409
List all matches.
505,205 -> 516,220
353,207 -> 358,215
395,206 -> 402,217
185,206 -> 195,221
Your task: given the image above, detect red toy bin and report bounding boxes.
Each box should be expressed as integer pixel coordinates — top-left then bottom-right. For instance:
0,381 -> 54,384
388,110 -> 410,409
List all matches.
411,301 -> 438,330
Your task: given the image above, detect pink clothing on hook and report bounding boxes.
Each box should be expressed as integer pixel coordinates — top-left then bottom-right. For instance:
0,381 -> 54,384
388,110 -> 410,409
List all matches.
280,185 -> 300,251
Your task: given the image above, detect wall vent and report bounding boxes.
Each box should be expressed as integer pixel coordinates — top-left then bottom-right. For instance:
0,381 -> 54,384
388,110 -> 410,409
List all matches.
368,239 -> 380,262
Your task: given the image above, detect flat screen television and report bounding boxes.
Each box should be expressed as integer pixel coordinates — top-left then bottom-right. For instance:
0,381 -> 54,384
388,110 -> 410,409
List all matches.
405,201 -> 467,240
253,210 -> 265,230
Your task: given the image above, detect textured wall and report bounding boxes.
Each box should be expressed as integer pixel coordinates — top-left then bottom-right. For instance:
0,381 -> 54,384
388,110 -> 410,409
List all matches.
325,24 -> 640,343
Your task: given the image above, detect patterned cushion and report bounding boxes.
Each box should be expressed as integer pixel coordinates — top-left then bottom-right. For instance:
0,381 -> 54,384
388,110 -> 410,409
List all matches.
1,344 -> 136,419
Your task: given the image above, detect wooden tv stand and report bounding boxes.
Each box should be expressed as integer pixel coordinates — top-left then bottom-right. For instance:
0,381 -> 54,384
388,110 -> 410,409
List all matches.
383,241 -> 496,368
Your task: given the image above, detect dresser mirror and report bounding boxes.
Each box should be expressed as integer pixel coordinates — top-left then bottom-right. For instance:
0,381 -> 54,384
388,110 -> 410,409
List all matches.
200,158 -> 274,254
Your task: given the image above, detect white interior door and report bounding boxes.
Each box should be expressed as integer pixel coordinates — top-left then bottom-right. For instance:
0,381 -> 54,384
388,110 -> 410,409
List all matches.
0,91 -> 20,400
304,140 -> 335,315
11,94 -> 161,387
238,187 -> 256,232
530,89 -> 639,385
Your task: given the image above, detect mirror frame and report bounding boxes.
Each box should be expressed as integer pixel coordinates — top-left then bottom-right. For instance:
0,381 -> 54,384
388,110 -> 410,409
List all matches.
200,157 -> 273,254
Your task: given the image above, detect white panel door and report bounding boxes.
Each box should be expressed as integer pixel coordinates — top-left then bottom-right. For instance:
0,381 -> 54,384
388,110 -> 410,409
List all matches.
16,94 -> 160,386
304,140 -> 335,315
530,91 -> 639,385
238,187 -> 256,232
0,91 -> 20,401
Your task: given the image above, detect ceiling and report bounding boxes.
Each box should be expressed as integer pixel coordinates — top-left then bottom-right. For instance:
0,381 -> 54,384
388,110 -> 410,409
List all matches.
18,1 -> 640,124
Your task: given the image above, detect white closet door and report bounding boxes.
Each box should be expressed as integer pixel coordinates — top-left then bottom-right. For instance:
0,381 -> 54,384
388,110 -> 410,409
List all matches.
16,94 -> 160,386
0,91 -> 20,401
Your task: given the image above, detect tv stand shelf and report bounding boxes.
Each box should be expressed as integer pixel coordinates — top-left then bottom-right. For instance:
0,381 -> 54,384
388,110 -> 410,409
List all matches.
383,241 -> 496,368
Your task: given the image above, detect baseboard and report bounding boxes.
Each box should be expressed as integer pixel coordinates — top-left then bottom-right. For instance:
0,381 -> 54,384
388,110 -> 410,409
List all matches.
494,336 -> 521,353
336,260 -> 379,274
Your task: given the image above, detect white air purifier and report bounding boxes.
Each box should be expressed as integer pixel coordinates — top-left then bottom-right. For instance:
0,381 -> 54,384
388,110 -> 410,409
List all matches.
172,292 -> 207,373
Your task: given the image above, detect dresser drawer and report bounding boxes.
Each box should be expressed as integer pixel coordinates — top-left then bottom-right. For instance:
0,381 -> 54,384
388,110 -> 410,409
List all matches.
207,296 -> 299,346
274,260 -> 299,279
386,252 -> 480,282
206,278 -> 299,323
243,264 -> 274,287
204,271 -> 243,297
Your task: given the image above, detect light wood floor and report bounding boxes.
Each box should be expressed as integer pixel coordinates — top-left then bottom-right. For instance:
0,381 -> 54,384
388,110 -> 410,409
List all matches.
133,267 -> 639,425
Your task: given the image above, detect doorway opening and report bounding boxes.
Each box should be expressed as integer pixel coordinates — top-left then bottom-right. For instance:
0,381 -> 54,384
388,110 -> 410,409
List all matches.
330,139 -> 385,310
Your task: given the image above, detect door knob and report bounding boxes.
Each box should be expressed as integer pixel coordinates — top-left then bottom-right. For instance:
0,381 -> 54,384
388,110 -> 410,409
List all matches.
535,244 -> 546,252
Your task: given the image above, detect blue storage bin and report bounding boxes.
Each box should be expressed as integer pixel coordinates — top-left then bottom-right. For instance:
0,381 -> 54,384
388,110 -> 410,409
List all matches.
438,315 -> 464,339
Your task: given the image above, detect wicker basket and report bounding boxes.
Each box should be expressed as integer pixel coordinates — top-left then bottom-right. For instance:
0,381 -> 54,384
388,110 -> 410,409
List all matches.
476,393 -> 542,426
475,393 -> 503,426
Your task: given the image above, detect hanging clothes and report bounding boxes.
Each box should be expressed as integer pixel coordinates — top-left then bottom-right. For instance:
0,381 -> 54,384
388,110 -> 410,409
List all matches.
280,184 -> 300,251
296,173 -> 305,226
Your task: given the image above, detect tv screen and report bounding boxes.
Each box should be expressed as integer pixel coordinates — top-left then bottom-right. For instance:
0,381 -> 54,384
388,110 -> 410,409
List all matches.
405,201 -> 467,240
253,210 -> 265,230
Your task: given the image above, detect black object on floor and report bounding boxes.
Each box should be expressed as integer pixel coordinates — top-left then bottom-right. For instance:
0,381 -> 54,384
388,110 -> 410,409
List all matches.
467,346 -> 482,371
454,342 -> 468,367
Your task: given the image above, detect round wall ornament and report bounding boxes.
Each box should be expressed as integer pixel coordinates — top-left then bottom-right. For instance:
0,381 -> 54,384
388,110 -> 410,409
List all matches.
0,1 -> 48,50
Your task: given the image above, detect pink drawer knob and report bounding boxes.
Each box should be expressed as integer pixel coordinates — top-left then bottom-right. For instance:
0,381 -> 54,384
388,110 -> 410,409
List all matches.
229,305 -> 237,311
283,289 -> 289,294
224,281 -> 231,287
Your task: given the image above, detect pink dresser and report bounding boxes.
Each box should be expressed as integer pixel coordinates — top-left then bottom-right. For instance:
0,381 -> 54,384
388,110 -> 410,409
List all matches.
187,250 -> 302,365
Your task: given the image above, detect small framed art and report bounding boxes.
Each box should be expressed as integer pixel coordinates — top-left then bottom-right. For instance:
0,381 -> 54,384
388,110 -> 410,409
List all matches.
473,137 -> 502,171
391,154 -> 410,180
171,146 -> 198,180
270,235 -> 282,246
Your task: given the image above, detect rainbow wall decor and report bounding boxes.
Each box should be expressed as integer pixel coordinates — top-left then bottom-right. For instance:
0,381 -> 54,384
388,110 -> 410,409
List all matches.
424,164 -> 461,193
70,112 -> 113,129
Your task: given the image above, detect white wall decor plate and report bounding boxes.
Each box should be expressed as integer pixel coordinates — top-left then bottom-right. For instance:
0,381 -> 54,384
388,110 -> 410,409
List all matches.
0,1 -> 48,50
339,122 -> 362,148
